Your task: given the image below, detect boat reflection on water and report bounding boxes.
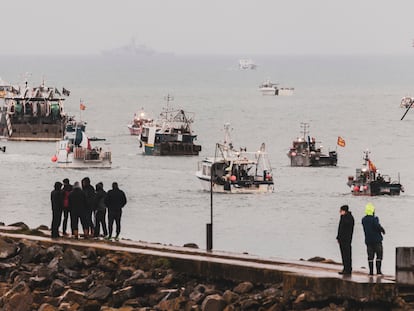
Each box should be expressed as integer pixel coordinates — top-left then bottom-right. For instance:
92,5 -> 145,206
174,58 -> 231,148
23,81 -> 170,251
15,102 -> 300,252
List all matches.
196,123 -> 274,194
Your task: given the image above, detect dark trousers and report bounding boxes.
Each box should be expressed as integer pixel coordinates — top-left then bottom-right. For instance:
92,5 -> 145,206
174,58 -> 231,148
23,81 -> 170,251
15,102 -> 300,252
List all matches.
108,209 -> 122,237
339,241 -> 352,273
51,208 -> 62,238
62,209 -> 70,234
367,243 -> 383,261
94,210 -> 108,237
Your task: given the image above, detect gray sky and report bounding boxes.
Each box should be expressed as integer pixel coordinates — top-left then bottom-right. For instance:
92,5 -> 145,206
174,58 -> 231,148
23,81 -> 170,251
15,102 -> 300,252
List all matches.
2,0 -> 414,55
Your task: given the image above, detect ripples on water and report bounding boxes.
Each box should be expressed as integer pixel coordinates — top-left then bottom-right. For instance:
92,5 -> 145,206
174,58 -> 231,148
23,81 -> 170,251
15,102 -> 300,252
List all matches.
1,54 -> 414,274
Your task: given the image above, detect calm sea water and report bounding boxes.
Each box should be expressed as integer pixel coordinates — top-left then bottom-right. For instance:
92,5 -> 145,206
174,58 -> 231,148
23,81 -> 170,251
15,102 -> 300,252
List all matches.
1,53 -> 414,275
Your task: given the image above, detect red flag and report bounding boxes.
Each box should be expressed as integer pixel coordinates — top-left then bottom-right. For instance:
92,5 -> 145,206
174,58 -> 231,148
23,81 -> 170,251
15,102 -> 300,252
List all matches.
337,136 -> 345,147
368,160 -> 377,172
80,103 -> 86,110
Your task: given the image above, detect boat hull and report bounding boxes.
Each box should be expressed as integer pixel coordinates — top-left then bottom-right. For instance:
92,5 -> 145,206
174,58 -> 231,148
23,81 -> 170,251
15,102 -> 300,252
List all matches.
127,125 -> 141,136
349,181 -> 403,196
144,142 -> 201,156
6,122 -> 65,141
196,174 -> 274,194
288,152 -> 337,167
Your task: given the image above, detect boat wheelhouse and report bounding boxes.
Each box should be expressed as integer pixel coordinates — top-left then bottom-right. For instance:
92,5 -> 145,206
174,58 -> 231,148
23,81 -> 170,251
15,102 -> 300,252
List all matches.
196,123 -> 274,194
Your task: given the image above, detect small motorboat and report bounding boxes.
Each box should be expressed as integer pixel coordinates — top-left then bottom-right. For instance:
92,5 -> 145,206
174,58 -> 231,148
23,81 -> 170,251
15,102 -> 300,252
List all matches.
127,109 -> 152,136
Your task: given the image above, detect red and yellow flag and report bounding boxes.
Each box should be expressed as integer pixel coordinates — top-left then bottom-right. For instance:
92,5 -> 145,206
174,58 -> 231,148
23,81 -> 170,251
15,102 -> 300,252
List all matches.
368,160 -> 377,172
80,103 -> 86,111
337,136 -> 346,147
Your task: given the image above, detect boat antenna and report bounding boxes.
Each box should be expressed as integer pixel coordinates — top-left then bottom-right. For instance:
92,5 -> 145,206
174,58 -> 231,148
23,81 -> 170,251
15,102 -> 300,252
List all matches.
163,94 -> 174,121
300,122 -> 309,140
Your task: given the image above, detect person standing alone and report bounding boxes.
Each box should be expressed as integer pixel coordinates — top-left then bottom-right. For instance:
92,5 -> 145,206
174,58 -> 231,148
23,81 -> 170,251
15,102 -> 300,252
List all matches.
105,182 -> 127,241
336,204 -> 355,275
362,202 -> 385,275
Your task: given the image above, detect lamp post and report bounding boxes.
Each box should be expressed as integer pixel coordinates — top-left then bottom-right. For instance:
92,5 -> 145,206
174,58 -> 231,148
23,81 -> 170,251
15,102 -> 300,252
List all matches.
207,162 -> 214,251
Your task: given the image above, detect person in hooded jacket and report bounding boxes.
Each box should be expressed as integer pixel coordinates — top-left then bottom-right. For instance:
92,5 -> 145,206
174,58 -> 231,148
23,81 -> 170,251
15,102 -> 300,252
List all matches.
362,202 -> 385,275
68,181 -> 88,239
50,181 -> 64,238
336,204 -> 355,275
82,177 -> 96,238
94,182 -> 108,238
105,182 -> 127,241
62,178 -> 73,236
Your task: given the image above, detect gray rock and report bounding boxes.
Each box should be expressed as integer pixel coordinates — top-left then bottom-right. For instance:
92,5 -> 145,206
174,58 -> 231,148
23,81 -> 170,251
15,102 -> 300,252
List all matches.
61,248 -> 83,269
112,286 -> 136,307
0,238 -> 18,259
222,290 -> 239,304
201,294 -> 226,311
3,281 -> 33,311
85,284 -> 112,300
233,282 -> 253,294
49,279 -> 66,297
59,289 -> 86,305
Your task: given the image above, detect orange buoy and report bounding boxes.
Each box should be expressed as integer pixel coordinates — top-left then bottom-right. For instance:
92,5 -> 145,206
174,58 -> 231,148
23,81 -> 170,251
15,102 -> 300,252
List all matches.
51,155 -> 57,162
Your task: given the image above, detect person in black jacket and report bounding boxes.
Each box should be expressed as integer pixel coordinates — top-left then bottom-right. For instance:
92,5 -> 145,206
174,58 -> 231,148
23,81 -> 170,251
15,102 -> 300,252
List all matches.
362,202 -> 385,275
82,177 -> 96,238
336,204 -> 355,275
68,181 -> 88,239
94,182 -> 108,238
50,181 -> 64,238
62,178 -> 73,236
104,182 -> 127,241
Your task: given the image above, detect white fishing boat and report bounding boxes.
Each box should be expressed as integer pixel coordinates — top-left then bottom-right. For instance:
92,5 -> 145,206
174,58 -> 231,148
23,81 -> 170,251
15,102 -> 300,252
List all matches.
239,58 -> 257,70
259,79 -> 294,96
127,109 -> 152,136
196,123 -> 274,194
52,122 -> 111,169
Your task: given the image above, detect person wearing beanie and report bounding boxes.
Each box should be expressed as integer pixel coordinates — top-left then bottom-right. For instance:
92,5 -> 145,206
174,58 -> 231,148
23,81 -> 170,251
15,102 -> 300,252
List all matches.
336,204 -> 354,275
362,202 -> 385,275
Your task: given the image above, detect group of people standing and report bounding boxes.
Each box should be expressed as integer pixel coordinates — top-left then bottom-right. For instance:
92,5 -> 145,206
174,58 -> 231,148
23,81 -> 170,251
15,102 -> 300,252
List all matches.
50,177 -> 127,241
336,202 -> 385,276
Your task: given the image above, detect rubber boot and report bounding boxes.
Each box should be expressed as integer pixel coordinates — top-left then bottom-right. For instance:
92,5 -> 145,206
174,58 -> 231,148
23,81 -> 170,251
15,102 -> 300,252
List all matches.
376,260 -> 383,275
368,261 -> 374,275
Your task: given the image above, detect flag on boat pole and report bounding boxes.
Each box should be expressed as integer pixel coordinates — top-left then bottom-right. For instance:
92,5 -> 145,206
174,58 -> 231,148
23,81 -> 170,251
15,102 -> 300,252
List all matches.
80,102 -> 86,111
337,136 -> 346,147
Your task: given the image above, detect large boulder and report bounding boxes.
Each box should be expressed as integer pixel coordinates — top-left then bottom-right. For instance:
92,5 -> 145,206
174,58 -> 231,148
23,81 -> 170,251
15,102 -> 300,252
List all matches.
0,238 -> 18,259
201,294 -> 226,311
2,281 -> 33,311
61,248 -> 83,269
85,284 -> 112,301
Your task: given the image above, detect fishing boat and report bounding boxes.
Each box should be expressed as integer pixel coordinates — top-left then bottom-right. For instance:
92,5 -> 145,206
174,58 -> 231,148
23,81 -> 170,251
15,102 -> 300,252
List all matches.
127,109 -> 152,136
0,79 -> 69,141
196,123 -> 274,194
139,95 -> 201,156
52,122 -> 111,169
400,96 -> 413,108
347,150 -> 403,196
259,80 -> 294,96
287,123 -> 337,167
239,59 -> 257,70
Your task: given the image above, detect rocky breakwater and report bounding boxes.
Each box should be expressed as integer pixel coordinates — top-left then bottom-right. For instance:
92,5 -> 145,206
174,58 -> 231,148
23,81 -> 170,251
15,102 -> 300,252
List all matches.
0,223 -> 409,311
